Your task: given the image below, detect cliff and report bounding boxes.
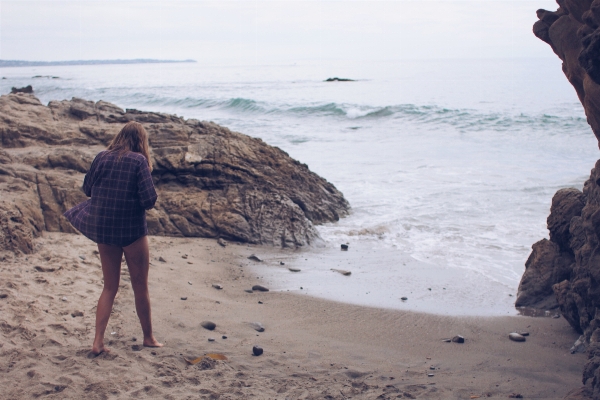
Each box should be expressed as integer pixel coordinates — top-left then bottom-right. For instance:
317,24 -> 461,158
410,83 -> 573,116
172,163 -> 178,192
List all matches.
517,1 -> 600,398
0,93 -> 349,257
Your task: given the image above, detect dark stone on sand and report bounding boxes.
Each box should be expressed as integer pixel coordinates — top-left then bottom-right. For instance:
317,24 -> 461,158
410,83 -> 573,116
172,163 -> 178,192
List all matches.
201,321 -> 216,330
517,331 -> 530,336
212,284 -> 223,290
341,244 -> 349,251
258,301 -> 263,304
252,285 -> 269,292
427,373 -> 434,377
0,293 -> 8,299
131,344 -> 142,351
78,255 -> 86,260
71,310 -> 83,317
401,297 -> 408,301
222,335 -> 227,339
132,337 -> 137,341
325,77 -> 355,82
158,256 -> 166,263
250,322 -> 265,332
11,85 -> 33,94
252,345 -> 263,356
280,261 -> 285,265
289,267 -> 301,272
451,335 -> 465,343
248,254 -> 263,262
332,268 -> 351,276
181,297 -> 187,300
208,338 -> 215,342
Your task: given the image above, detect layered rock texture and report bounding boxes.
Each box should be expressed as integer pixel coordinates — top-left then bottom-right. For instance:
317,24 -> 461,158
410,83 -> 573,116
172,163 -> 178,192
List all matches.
523,1 -> 600,397
0,93 -> 349,257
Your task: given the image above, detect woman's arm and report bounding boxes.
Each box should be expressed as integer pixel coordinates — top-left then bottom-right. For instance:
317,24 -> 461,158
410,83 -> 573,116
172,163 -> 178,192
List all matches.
137,158 -> 158,210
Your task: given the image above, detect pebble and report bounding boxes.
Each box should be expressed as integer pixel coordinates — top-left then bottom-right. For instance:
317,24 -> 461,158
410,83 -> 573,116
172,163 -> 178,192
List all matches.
553,314 -> 561,319
0,293 -> 8,299
208,338 -> 215,342
253,346 -> 263,356
427,373 -> 434,377
217,238 -> 227,247
429,366 -> 435,370
331,269 -> 351,276
509,332 -> 526,342
222,335 -> 227,339
452,335 -> 465,343
151,351 -> 157,355
400,297 -> 408,301
441,338 -> 451,343
341,244 -> 349,251
244,289 -> 253,293
258,301 -> 263,304
78,255 -> 86,260
252,285 -> 269,292
248,254 -> 263,262
280,261 -> 285,265
188,281 -> 192,285
212,284 -> 223,290
288,267 -> 301,272
131,344 -> 142,351
250,322 -> 265,332
61,296 -> 67,302
201,321 -> 216,330
132,337 -> 137,342
181,297 -> 187,300
182,254 -> 188,259
517,331 -> 529,336
71,310 -> 84,318
158,256 -> 166,262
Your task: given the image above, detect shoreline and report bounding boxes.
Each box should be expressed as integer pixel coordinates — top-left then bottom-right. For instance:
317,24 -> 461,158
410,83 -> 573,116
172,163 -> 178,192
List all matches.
0,232 -> 585,398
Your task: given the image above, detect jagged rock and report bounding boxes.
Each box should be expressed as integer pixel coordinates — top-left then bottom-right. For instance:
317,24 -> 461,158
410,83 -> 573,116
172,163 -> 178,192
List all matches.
10,85 -> 32,94
528,1 -> 600,393
0,93 -> 349,253
515,239 -> 574,309
547,188 -> 585,252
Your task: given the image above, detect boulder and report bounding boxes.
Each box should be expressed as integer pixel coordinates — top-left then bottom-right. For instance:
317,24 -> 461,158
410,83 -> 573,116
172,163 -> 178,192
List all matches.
0,93 -> 350,252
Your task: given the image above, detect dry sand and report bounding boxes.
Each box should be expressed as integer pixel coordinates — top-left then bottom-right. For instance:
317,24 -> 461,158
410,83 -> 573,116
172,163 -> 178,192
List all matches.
0,232 -> 586,399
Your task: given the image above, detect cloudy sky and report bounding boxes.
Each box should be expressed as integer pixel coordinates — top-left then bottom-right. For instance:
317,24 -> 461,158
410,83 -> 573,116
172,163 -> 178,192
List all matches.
0,1 -> 558,64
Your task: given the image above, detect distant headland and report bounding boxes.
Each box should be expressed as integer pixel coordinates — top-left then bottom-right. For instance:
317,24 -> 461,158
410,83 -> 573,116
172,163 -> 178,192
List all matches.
0,59 -> 196,67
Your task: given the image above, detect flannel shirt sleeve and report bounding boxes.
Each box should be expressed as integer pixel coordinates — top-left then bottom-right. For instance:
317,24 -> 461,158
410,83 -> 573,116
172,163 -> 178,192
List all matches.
82,154 -> 100,197
137,158 -> 158,210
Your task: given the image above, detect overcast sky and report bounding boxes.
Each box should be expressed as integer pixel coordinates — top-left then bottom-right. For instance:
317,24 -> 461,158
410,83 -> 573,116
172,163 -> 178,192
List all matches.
0,1 -> 559,64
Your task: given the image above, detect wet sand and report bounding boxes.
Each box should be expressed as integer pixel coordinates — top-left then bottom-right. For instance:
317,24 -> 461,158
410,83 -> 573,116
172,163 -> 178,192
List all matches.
0,232 -> 585,399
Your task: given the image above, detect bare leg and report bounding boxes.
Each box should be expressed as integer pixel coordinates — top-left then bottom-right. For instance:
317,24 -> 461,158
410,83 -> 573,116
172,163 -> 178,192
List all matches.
123,236 -> 163,348
92,243 -> 123,355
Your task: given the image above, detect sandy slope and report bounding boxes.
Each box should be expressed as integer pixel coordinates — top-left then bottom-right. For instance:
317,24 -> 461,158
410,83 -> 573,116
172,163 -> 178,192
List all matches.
0,233 -> 586,399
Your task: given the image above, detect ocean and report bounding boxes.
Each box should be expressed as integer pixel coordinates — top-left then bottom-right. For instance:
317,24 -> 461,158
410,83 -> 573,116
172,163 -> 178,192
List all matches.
1,58 -> 597,314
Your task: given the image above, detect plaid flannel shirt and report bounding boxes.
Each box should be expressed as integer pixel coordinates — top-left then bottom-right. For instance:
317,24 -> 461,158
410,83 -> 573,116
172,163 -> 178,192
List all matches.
64,150 -> 157,247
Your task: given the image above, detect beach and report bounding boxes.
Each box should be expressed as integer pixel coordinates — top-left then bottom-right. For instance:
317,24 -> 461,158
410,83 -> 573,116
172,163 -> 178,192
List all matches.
0,232 -> 585,399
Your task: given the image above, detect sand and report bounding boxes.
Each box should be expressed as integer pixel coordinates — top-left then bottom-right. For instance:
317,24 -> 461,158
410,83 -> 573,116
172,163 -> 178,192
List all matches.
0,232 -> 586,399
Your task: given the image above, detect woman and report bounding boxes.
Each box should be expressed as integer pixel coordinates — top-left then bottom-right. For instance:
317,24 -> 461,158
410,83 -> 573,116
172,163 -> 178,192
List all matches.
65,121 -> 163,355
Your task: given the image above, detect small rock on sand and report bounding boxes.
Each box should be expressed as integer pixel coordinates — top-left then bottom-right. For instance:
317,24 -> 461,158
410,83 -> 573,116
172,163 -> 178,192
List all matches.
441,338 -> 451,343
158,256 -> 166,263
252,285 -> 269,292
201,321 -> 216,330
250,322 -> 265,332
288,268 -> 301,272
517,331 -> 529,336
61,297 -> 67,302
280,261 -> 285,265
427,373 -> 434,377
212,284 -> 223,290
341,244 -> 349,251
222,335 -> 227,339
253,346 -> 263,356
182,254 -> 188,259
509,333 -> 526,342
181,297 -> 188,300
71,310 -> 84,317
244,289 -> 253,293
78,255 -> 86,260
452,335 -> 465,343
0,293 -> 7,299
331,269 -> 351,276
217,238 -> 227,247
553,314 -> 560,319
401,297 -> 408,301
248,254 -> 263,262
131,344 -> 142,351
208,338 -> 215,342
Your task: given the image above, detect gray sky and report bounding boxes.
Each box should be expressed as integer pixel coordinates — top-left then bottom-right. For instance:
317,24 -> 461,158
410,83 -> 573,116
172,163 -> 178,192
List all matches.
0,1 -> 558,64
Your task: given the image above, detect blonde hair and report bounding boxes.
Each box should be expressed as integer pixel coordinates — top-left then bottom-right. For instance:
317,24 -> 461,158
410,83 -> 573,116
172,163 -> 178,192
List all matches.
108,121 -> 153,171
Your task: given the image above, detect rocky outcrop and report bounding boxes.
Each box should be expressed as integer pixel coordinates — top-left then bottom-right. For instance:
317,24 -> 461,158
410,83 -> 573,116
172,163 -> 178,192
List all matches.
0,93 -> 349,257
527,1 -> 600,397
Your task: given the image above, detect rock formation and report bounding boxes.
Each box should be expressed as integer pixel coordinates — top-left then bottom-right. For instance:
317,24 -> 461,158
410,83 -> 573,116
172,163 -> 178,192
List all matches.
0,93 -> 349,258
523,1 -> 600,397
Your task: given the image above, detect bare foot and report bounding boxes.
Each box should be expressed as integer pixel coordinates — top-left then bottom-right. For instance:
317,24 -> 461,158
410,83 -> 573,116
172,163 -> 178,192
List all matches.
89,344 -> 110,358
143,337 -> 164,348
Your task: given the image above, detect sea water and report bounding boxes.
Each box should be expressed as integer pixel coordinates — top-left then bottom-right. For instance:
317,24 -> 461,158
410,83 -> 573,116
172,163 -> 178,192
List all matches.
1,58 -> 597,314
